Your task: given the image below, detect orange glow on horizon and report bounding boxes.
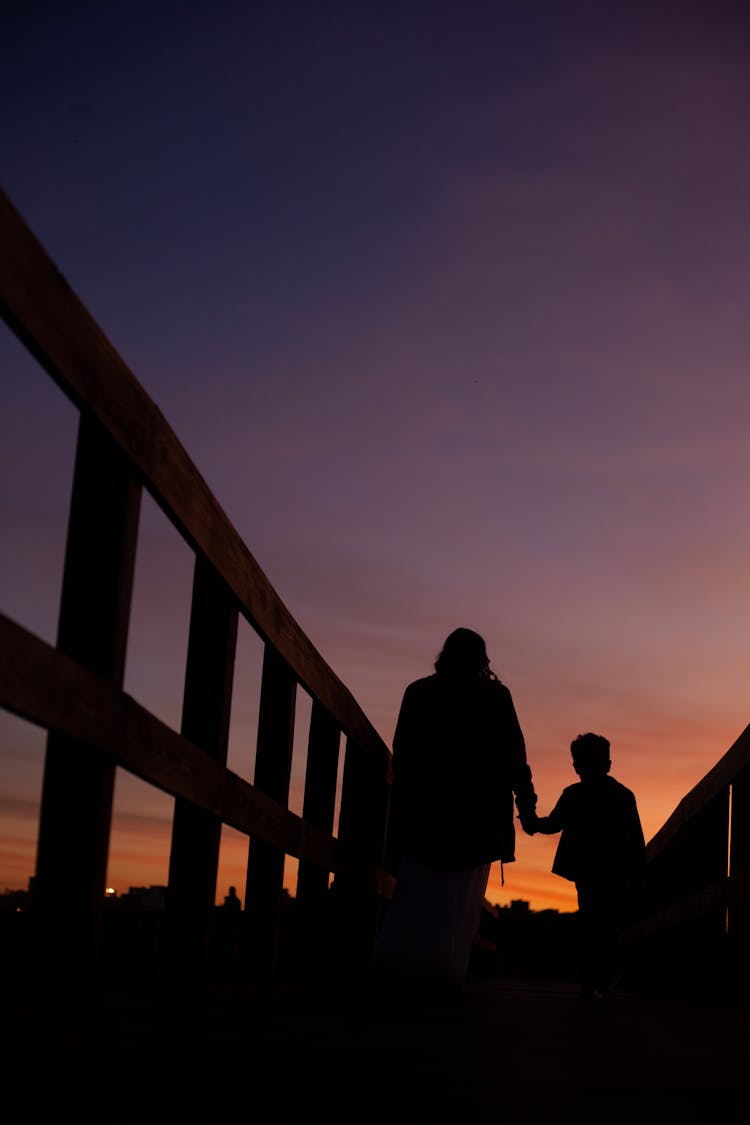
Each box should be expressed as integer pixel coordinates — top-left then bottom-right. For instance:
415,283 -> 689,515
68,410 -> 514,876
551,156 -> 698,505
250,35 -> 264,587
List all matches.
1,721 -> 746,910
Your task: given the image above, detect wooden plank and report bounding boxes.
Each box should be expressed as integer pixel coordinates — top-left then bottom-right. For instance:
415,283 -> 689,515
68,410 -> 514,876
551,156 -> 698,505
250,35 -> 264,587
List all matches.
646,724 -> 750,858
629,790 -> 729,932
337,737 -> 390,867
164,556 -> 239,987
330,736 -> 391,973
253,646 -> 298,801
619,864 -> 750,948
682,787 -> 729,897
730,762 -> 750,875
244,645 -> 297,981
301,701 -> 341,833
728,864 -> 750,906
0,612 -> 395,899
295,702 -> 341,967
0,188 -> 391,780
297,701 -> 341,895
727,864 -> 750,950
618,877 -> 728,946
32,413 -> 141,989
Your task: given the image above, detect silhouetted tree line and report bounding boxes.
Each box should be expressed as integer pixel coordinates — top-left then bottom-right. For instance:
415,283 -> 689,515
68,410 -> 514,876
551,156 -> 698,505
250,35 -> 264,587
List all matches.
0,884 -> 583,989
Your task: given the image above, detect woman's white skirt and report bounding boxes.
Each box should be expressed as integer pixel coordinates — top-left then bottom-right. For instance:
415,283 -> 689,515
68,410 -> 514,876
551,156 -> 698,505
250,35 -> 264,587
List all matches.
371,858 -> 491,987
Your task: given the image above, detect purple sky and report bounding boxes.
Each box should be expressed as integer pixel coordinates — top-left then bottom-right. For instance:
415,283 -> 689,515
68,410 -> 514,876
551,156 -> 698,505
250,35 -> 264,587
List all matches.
2,1 -> 749,909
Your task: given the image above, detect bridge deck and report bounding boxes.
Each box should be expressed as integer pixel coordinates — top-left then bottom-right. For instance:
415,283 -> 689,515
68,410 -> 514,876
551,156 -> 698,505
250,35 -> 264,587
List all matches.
5,978 -> 748,1124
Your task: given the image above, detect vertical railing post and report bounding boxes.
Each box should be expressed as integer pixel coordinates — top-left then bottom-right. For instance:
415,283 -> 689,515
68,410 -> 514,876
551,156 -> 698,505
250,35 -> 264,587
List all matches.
32,413 -> 141,990
681,789 -> 730,995
163,556 -> 238,989
729,762 -> 750,995
330,737 -> 390,977
730,763 -> 750,878
295,701 -> 340,976
683,789 -> 730,897
243,644 -> 296,981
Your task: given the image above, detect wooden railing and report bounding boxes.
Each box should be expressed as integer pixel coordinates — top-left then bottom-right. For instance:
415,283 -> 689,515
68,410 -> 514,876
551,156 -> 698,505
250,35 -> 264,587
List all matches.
619,723 -> 750,999
0,188 -> 396,990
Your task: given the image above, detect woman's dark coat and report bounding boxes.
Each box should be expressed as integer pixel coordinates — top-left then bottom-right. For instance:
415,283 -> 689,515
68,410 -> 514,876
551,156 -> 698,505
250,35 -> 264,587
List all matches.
386,672 -> 537,872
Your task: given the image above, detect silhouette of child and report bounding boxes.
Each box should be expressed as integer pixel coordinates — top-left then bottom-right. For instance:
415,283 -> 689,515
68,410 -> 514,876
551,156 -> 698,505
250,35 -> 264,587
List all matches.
530,732 -> 645,1000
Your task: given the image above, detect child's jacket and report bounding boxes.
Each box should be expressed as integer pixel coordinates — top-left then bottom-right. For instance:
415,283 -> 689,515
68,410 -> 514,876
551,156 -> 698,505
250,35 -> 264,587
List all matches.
536,774 -> 645,885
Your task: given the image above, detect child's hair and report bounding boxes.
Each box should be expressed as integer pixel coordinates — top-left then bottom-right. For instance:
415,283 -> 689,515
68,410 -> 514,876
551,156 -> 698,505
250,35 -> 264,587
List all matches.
571,732 -> 611,774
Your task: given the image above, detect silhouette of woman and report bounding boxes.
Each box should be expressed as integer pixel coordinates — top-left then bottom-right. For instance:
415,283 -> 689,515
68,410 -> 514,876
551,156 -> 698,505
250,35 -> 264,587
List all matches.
372,627 -> 537,989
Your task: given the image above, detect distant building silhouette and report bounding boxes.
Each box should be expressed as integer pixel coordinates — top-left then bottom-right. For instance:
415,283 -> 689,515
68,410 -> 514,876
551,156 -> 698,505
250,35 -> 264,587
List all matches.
221,886 -> 241,912
119,885 -> 167,911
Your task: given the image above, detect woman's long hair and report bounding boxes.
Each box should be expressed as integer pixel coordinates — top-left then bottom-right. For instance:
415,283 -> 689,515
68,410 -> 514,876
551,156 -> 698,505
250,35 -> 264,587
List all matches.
434,628 -> 497,680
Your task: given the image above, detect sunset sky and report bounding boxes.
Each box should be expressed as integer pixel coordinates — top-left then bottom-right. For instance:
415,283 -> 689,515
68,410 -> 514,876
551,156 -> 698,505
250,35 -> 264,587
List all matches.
2,2 -> 749,913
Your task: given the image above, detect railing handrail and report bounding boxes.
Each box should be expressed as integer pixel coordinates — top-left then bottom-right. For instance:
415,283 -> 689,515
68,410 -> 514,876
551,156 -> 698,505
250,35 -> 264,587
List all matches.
0,612 -> 392,896
0,186 -> 391,781
619,723 -> 750,987
1,186 -> 396,986
645,723 -> 750,860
